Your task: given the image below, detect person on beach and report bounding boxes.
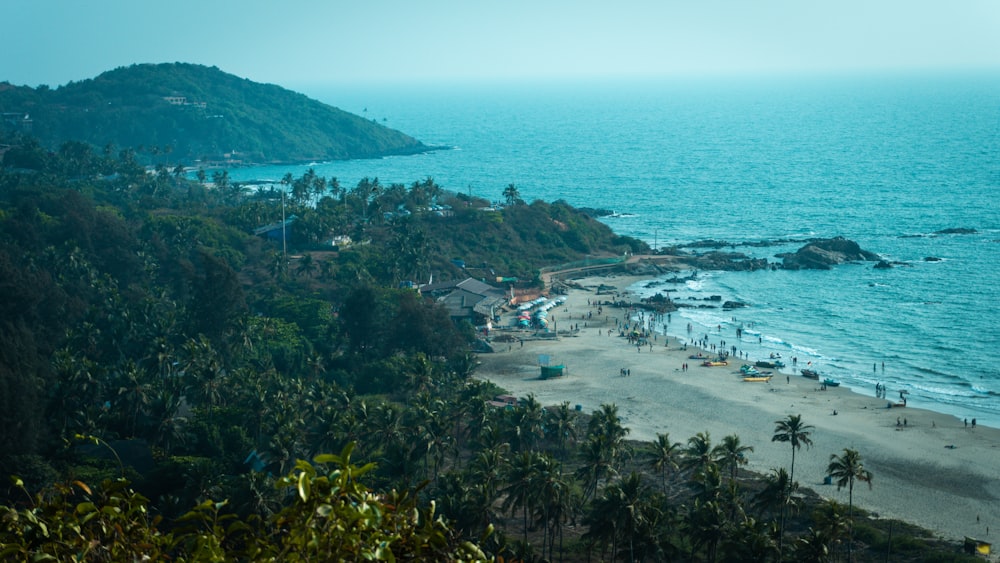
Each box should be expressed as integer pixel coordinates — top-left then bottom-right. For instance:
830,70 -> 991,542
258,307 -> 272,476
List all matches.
972,418 -> 976,428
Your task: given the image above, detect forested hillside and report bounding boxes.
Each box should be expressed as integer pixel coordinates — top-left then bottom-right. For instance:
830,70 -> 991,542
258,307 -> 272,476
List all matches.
0,63 -> 431,164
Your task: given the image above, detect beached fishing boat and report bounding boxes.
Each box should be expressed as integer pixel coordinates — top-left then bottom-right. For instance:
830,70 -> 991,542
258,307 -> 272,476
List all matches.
755,360 -> 786,369
800,368 -> 820,379
701,360 -> 728,367
743,375 -> 773,382
823,377 -> 840,387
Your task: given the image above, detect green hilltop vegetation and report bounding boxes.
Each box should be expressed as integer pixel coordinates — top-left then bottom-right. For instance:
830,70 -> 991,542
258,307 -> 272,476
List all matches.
0,134 -> 978,560
0,62 -> 431,165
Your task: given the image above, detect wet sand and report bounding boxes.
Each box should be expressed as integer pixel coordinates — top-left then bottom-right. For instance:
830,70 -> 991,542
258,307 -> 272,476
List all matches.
476,273 -> 1000,542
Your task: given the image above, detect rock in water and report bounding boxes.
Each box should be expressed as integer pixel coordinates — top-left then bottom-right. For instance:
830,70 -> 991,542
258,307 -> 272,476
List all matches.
778,237 -> 880,270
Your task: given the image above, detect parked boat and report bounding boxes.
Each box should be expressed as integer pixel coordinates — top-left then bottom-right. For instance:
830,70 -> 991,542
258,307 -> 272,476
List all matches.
822,377 -> 840,387
743,375 -> 773,382
702,360 -> 729,367
800,368 -> 820,379
755,360 -> 786,369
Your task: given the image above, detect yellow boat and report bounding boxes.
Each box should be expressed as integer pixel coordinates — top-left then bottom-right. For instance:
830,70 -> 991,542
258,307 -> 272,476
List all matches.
742,375 -> 773,382
701,360 -> 729,367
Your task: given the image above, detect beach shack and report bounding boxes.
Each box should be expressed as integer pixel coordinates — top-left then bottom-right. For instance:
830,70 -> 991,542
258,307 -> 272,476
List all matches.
964,536 -> 991,557
540,364 -> 565,379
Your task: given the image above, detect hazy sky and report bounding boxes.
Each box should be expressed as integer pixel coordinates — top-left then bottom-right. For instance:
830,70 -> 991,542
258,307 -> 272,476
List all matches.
5,0 -> 999,88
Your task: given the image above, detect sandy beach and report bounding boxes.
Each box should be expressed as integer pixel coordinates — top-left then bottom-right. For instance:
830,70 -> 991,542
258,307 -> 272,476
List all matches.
477,273 -> 1000,543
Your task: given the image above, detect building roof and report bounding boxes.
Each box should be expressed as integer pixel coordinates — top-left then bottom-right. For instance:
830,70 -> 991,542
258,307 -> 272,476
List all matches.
421,277 -> 507,319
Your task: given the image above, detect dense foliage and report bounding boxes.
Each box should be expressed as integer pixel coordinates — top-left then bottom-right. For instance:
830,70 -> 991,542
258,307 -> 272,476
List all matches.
0,63 -> 430,164
0,136 -> 973,561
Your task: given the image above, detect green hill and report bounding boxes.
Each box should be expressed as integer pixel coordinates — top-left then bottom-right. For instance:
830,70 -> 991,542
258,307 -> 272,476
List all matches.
0,62 -> 432,165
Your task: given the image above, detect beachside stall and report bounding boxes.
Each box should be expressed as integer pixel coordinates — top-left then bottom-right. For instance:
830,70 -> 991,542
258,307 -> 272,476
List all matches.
964,536 -> 991,557
540,364 -> 565,379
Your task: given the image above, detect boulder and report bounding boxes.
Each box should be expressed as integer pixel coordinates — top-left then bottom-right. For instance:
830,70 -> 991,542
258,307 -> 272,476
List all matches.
779,237 -> 880,270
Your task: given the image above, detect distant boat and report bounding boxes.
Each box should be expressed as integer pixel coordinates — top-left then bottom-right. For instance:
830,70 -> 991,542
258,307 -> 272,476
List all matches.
801,368 -> 820,379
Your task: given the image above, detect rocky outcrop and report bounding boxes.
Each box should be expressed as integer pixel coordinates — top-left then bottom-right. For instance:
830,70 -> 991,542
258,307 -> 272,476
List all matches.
778,237 -> 880,270
934,227 -> 977,235
681,252 -> 771,271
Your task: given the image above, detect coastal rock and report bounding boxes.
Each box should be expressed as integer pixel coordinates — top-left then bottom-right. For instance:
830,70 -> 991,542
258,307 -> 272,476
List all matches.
924,256 -> 942,262
681,251 -> 771,271
874,260 -> 893,269
722,301 -> 747,309
778,237 -> 880,270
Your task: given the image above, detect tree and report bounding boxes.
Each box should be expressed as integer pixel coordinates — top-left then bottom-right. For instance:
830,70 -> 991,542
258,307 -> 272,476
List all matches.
712,433 -> 753,485
753,467 -> 797,520
771,414 -> 813,488
682,431 -> 714,474
647,432 -> 681,491
503,183 -> 522,206
826,448 -> 873,562
585,472 -> 653,563
587,403 -> 630,470
502,450 -> 543,545
545,401 -> 578,460
295,252 -> 316,278
772,413 -> 813,555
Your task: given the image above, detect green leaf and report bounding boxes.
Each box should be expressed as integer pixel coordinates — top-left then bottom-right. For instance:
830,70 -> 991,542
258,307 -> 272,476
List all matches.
313,453 -> 340,465
297,471 -> 310,502
75,502 -> 97,515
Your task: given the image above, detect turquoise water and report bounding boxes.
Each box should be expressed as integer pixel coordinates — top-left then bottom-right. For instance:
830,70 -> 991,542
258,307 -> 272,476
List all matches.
227,72 -> 1000,427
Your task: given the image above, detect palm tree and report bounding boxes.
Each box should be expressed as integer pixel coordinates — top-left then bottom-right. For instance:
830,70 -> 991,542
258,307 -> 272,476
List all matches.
529,453 -> 569,561
682,431 -> 714,474
753,467 -> 797,520
772,413 -> 814,554
502,450 -> 543,545
686,498 -> 726,563
794,527 -> 835,563
295,252 -> 316,278
647,432 -> 681,491
544,401 -> 578,460
503,183 -> 521,206
587,403 -> 631,471
576,436 -> 612,503
611,472 -> 652,563
826,448 -> 873,562
712,433 -> 753,485
771,414 -> 813,489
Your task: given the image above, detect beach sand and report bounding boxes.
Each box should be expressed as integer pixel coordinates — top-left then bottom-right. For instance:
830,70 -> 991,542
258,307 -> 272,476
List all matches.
477,273 -> 1000,543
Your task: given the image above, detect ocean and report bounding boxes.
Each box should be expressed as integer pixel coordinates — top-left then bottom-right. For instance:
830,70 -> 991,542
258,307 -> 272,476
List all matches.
226,72 -> 1000,428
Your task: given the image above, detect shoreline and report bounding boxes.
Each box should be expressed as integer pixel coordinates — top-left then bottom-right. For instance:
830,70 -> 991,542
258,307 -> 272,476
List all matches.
476,272 -> 1000,542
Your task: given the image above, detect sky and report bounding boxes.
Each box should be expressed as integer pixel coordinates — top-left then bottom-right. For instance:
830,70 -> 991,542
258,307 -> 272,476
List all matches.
4,0 -> 999,89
